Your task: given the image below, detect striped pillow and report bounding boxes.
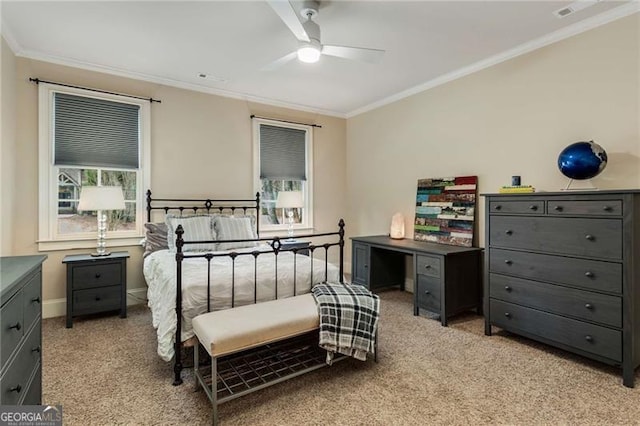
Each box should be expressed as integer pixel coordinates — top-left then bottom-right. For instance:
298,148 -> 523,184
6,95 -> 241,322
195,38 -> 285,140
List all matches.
213,215 -> 258,250
166,214 -> 216,252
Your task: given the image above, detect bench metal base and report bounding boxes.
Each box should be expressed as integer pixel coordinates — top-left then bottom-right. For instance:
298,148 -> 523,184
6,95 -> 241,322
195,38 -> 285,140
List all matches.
194,332 -> 348,425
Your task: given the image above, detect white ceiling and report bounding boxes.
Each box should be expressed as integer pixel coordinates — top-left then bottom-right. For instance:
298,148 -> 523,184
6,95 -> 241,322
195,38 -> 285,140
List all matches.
1,1 -> 637,117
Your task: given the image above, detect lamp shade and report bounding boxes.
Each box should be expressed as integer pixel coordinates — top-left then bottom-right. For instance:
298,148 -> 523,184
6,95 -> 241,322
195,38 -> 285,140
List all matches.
78,186 -> 125,211
275,191 -> 304,208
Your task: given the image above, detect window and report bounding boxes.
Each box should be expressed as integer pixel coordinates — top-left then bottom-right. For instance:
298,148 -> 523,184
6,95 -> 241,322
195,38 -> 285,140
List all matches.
38,84 -> 150,250
253,119 -> 313,232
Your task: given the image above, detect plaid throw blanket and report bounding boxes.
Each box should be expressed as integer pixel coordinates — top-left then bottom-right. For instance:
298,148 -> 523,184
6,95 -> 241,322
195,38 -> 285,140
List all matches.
312,283 -> 380,364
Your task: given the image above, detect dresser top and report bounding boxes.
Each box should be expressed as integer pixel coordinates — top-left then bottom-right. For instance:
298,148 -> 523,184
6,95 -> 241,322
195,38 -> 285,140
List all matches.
482,189 -> 640,197
351,235 -> 482,255
1,255 -> 48,304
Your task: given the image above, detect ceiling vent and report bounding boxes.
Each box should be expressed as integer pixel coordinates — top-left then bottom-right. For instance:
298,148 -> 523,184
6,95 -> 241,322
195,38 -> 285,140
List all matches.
553,0 -> 602,18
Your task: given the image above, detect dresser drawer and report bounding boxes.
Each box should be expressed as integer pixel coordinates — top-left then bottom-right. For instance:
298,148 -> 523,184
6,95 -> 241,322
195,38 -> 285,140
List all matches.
0,323 -> 41,405
23,271 -> 42,331
71,262 -> 122,289
1,291 -> 23,368
547,200 -> 622,217
490,299 -> 621,362
416,275 -> 440,312
21,366 -> 42,405
416,255 -> 440,278
489,200 -> 544,215
489,248 -> 622,293
489,216 -> 621,260
490,274 -> 622,328
73,285 -> 122,315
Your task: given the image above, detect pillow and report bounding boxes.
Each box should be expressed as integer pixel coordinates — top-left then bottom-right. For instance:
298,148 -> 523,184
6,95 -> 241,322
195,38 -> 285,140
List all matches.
165,214 -> 217,252
213,215 -> 258,251
143,222 -> 169,258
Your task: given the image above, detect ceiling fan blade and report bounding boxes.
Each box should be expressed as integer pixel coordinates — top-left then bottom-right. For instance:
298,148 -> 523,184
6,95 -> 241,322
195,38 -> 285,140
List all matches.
322,45 -> 385,64
262,51 -> 298,71
266,0 -> 310,42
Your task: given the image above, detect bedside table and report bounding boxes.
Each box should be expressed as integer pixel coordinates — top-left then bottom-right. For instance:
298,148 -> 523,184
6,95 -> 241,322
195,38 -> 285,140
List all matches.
279,240 -> 310,256
63,251 -> 129,328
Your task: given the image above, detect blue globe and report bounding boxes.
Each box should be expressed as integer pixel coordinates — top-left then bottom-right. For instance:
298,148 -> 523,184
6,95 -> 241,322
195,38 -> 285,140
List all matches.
557,141 -> 607,180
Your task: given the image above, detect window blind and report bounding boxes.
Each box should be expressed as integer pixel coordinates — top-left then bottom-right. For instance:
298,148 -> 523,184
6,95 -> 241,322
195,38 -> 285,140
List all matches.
54,93 -> 140,169
259,124 -> 306,180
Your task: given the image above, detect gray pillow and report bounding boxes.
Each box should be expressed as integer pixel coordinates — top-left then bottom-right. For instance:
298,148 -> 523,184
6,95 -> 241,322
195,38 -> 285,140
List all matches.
165,214 -> 217,252
213,215 -> 258,251
143,222 -> 169,258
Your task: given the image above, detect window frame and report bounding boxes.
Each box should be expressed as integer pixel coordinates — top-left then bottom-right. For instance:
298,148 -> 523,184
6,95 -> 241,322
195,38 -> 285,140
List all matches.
252,118 -> 314,234
37,83 -> 151,251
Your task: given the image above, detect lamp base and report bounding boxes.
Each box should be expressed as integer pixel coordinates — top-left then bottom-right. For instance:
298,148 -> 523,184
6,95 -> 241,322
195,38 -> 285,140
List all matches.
90,251 -> 112,257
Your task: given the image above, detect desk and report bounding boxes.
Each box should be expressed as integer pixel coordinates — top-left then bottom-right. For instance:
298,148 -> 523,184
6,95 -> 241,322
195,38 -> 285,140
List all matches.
350,236 -> 482,326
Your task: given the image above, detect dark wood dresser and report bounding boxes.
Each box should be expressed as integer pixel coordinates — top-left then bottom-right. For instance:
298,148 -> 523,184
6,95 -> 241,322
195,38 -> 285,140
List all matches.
1,255 -> 47,404
483,190 -> 640,387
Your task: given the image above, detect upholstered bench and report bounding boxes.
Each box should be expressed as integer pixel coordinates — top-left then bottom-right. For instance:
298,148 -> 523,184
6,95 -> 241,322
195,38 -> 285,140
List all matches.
192,294 -> 330,425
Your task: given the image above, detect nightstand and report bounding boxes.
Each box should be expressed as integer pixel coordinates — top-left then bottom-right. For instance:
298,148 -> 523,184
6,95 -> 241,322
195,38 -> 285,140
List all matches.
279,240 -> 310,256
63,251 -> 129,328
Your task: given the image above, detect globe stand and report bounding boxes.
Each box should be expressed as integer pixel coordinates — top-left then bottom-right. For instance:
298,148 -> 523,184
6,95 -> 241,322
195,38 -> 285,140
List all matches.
562,178 -> 598,191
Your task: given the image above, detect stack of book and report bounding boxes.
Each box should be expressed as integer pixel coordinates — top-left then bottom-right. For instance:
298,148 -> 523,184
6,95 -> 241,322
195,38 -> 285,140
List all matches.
499,185 -> 535,194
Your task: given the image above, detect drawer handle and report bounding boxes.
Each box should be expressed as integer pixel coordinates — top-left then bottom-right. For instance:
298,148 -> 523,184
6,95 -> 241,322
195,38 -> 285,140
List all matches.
31,296 -> 41,303
494,205 -> 502,211
585,234 -> 594,241
424,290 -> 431,295
505,230 -> 513,236
553,205 -> 563,211
31,346 -> 41,353
9,322 -> 21,331
585,271 -> 594,278
504,285 -> 512,292
95,273 -> 102,279
585,335 -> 594,342
504,259 -> 512,265
364,264 -> 368,269
504,312 -> 511,318
424,264 -> 432,269
95,296 -> 102,301
9,385 -> 22,393
585,303 -> 594,310
529,205 -> 538,211
603,205 -> 613,212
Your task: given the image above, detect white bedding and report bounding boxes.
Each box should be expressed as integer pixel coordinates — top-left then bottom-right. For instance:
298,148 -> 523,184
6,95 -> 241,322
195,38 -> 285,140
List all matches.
143,246 -> 341,361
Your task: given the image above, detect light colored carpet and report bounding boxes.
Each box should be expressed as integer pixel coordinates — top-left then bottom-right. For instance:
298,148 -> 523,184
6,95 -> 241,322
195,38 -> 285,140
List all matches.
43,290 -> 640,425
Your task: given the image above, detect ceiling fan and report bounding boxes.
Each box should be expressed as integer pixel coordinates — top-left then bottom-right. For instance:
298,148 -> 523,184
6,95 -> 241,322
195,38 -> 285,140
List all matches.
264,0 -> 385,70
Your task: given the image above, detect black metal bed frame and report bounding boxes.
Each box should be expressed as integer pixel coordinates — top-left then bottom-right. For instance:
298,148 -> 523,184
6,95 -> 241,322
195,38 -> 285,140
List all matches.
145,190 -> 345,385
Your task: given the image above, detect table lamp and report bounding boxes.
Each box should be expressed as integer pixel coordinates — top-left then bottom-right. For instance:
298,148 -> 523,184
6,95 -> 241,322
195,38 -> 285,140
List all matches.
275,191 -> 303,239
78,186 -> 125,256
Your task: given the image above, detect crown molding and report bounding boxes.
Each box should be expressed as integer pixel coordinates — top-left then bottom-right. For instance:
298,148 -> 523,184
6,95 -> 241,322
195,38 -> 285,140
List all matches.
346,2 -> 640,118
1,17 -> 22,55
12,47 -> 346,119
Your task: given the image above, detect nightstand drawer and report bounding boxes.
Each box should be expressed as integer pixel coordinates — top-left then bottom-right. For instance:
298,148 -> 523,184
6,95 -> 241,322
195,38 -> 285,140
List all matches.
416,275 -> 440,312
0,323 -> 41,405
416,255 -> 440,278
72,263 -> 122,289
73,286 -> 121,315
1,291 -> 23,368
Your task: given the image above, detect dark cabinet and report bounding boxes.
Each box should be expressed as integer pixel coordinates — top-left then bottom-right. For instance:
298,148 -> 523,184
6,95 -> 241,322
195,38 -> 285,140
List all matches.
1,255 -> 47,405
483,190 -> 640,387
351,242 -> 370,287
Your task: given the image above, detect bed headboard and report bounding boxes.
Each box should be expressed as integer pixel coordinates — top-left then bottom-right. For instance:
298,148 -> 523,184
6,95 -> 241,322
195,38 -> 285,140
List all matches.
145,190 -> 261,236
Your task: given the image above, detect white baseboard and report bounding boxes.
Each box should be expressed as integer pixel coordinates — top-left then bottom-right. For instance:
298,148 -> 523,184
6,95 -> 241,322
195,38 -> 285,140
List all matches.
405,278 -> 414,293
42,287 -> 148,319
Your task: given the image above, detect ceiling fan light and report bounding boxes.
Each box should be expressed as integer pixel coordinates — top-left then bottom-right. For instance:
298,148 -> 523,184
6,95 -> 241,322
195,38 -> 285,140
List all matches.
297,45 -> 321,63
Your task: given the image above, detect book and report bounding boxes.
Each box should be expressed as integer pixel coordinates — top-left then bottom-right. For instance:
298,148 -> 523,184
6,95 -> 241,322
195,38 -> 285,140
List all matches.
499,185 -> 535,194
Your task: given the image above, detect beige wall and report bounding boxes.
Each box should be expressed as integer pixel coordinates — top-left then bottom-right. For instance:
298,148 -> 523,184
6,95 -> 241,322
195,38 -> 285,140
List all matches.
346,15 -> 640,248
11,56 -> 346,313
1,37 -> 17,255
